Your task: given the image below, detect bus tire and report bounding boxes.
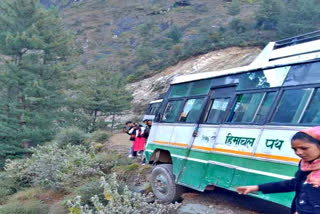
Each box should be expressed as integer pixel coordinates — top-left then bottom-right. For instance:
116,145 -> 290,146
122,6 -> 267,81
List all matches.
150,164 -> 184,202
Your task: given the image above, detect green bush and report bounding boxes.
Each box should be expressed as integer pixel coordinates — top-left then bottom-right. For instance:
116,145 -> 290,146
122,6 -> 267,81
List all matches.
5,143 -> 103,190
54,127 -> 89,147
255,0 -> 283,30
227,0 -> 240,16
229,18 -> 247,33
89,130 -> 110,143
126,74 -> 136,83
0,200 -> 49,214
68,178 -> 105,207
0,171 -> 20,203
67,174 -> 181,214
94,152 -> 134,174
165,25 -> 183,44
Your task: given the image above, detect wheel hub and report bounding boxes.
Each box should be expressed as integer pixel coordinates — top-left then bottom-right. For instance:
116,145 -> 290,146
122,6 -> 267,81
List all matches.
155,174 -> 168,194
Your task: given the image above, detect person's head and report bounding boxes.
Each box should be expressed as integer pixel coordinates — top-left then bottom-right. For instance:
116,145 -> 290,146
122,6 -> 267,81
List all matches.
125,121 -> 133,127
143,119 -> 148,125
134,123 -> 141,130
291,126 -> 320,162
147,120 -> 152,126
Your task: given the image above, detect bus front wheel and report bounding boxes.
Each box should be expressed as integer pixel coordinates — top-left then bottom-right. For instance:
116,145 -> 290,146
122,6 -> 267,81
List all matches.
150,164 -> 184,202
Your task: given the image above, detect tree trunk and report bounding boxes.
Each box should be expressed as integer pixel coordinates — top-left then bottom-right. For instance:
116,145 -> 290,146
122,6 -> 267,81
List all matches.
91,110 -> 98,132
111,113 -> 116,134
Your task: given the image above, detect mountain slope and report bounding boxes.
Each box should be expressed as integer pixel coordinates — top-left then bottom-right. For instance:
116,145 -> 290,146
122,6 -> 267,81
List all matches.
127,46 -> 261,117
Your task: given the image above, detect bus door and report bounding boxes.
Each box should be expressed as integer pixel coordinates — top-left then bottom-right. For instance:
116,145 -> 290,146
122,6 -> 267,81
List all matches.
177,86 -> 236,190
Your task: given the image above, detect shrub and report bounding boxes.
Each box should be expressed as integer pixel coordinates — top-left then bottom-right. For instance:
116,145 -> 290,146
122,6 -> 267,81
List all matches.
94,152 -> 134,174
54,127 -> 89,147
6,187 -> 43,204
3,159 -> 30,187
255,0 -> 283,30
67,178 -> 105,208
67,174 -> 181,214
227,0 -> 240,16
5,143 -> 103,190
229,18 -> 246,33
165,25 -> 183,44
126,74 -> 136,83
0,171 -> 21,203
0,200 -> 49,214
89,130 -> 110,143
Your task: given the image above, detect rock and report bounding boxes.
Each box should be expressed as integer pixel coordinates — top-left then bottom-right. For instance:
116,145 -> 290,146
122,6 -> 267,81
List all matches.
132,182 -> 151,194
178,203 -> 215,214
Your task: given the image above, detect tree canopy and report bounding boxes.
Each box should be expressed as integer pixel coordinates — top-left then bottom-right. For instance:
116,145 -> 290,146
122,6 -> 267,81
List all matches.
0,0 -> 75,166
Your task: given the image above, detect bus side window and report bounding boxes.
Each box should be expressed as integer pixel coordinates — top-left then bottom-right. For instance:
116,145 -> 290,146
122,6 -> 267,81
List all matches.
254,92 -> 276,122
228,93 -> 264,123
161,100 -> 184,122
228,92 -> 276,123
301,88 -> 320,124
206,98 -> 230,123
272,88 -> 313,124
179,98 -> 205,123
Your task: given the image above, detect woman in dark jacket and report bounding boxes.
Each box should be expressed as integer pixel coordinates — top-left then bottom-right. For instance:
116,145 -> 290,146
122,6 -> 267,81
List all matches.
236,127 -> 320,214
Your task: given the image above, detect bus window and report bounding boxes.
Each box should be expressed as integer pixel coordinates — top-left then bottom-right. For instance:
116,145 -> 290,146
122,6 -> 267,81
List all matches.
228,93 -> 264,123
179,98 -> 205,123
168,79 -> 211,98
253,92 -> 276,123
169,83 -> 189,98
283,62 -> 320,86
162,100 -> 184,122
189,80 -> 211,96
300,89 -> 320,124
237,67 -> 289,90
149,103 -> 160,115
272,88 -> 313,124
206,98 -> 230,123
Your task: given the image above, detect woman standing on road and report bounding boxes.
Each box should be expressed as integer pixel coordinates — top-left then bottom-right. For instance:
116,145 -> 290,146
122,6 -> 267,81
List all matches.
237,127 -> 320,214
132,123 -> 146,156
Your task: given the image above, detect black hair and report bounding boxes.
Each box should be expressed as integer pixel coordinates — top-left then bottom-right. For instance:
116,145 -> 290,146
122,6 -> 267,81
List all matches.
291,131 -> 320,145
125,121 -> 132,125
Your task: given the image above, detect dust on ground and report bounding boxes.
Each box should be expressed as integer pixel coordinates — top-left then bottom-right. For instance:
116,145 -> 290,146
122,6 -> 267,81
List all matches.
107,131 -> 132,157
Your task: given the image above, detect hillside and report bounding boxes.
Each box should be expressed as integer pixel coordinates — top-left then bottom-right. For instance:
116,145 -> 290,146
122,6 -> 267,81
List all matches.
127,46 -> 261,117
40,0 -> 320,119
52,0 -> 265,79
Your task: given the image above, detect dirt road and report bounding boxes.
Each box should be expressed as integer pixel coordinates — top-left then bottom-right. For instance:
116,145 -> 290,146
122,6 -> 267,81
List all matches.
108,133 -> 290,214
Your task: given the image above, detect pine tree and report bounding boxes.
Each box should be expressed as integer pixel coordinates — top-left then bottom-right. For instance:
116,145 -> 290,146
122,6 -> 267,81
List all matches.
0,0 -> 75,166
276,0 -> 320,38
71,68 -> 133,132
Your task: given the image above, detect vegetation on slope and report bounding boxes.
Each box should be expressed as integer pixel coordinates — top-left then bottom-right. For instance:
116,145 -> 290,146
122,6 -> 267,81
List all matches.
56,0 -> 320,82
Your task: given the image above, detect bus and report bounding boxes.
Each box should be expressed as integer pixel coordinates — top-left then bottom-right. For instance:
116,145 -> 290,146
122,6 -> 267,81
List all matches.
145,30 -> 320,206
143,99 -> 163,121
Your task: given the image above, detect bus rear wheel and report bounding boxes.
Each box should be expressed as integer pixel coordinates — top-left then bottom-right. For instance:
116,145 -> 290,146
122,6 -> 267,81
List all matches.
150,164 -> 185,202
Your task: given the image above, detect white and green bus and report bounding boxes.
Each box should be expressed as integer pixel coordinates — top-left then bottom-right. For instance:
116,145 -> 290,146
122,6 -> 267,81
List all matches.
145,31 -> 320,206
143,99 -> 163,121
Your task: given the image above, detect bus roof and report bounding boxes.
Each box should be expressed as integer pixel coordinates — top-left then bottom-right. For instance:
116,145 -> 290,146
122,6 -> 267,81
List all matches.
172,34 -> 320,85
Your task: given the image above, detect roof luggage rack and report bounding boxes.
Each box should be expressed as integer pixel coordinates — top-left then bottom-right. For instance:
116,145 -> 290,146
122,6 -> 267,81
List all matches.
274,30 -> 320,49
